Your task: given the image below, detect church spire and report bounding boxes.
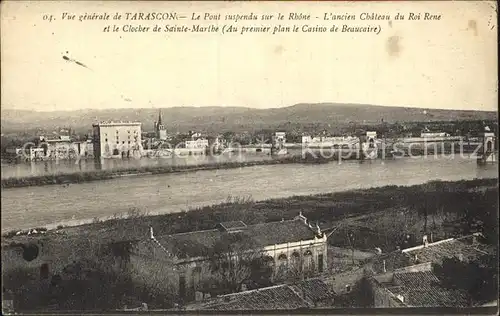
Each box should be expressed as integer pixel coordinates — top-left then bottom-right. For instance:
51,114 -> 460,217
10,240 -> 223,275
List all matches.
157,109 -> 163,126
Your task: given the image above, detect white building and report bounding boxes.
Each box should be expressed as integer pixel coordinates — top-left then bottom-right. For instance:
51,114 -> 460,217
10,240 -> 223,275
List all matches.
274,132 -> 286,148
421,132 -> 450,138
92,121 -> 142,159
130,212 -> 328,303
302,135 -> 312,144
185,138 -> 209,149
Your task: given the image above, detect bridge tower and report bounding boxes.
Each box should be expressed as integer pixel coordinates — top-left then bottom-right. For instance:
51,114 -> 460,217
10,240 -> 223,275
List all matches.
361,131 -> 378,159
477,128 -> 497,164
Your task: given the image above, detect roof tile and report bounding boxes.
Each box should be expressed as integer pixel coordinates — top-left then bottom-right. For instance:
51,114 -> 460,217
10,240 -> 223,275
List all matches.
391,271 -> 470,307
156,219 -> 319,259
198,285 -> 311,310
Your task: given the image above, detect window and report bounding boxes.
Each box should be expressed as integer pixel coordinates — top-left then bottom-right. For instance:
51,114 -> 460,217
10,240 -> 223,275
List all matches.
179,275 -> 186,299
276,254 -> 288,280
304,250 -> 313,273
346,284 -> 351,293
192,267 -> 202,290
291,251 -> 301,270
486,140 -> 493,152
318,254 -> 324,273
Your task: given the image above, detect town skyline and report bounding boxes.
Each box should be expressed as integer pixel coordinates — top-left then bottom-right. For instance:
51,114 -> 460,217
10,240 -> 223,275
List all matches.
1,1 -> 497,112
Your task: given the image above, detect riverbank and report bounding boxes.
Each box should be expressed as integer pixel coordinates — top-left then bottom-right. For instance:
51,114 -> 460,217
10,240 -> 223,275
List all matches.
0,146 -> 488,188
2,178 -> 497,310
0,155 -> 321,188
3,177 -> 497,247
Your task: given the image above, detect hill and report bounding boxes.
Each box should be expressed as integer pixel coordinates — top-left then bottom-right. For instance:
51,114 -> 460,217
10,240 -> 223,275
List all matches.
1,103 -> 497,135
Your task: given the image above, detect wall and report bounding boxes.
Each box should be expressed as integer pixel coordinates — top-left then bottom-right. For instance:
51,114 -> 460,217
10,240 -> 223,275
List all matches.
1,236 -> 110,310
129,235 -> 328,304
368,278 -> 406,308
93,123 -> 142,159
263,235 -> 328,280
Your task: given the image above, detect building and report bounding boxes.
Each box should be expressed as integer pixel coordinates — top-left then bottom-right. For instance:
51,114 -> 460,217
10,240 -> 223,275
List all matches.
184,132 -> 209,150
153,110 -> 167,141
92,121 -> 142,159
302,134 -> 359,148
369,262 -> 468,307
186,278 -> 335,310
420,127 -> 450,138
366,233 -> 497,307
421,132 -> 450,138
128,213 -> 328,304
274,132 -> 286,148
302,135 -> 312,145
185,138 -> 209,149
478,127 -> 497,164
38,136 -> 74,160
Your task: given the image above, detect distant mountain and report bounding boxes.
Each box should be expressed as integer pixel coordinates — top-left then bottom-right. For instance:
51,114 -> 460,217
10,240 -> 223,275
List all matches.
1,103 -> 497,134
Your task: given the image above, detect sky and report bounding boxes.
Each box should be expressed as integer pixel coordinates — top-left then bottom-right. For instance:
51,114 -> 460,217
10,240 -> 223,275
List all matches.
1,1 -> 498,112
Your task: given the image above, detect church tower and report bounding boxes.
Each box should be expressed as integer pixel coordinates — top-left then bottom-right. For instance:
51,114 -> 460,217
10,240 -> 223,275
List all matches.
155,109 -> 167,140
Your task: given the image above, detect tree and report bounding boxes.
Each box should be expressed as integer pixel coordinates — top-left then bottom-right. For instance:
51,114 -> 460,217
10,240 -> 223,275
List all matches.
206,233 -> 268,294
346,230 -> 356,266
434,254 -> 498,305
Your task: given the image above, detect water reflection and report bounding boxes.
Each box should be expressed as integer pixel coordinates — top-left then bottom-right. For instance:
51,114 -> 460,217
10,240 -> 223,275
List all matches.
1,156 -> 497,233
1,154 -> 274,179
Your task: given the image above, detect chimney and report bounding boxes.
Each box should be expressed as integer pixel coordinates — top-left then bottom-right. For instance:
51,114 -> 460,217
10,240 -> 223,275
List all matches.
422,235 -> 428,247
316,222 -> 321,235
150,227 -> 154,240
295,211 -> 307,224
396,294 -> 404,303
383,260 -> 386,273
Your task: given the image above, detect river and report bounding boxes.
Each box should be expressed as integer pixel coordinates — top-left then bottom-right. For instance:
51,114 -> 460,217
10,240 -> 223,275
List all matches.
1,156 -> 497,233
0,153 -> 274,179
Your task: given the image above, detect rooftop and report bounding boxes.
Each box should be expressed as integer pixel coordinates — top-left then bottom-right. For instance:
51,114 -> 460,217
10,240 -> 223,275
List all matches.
154,217 -> 322,259
216,221 -> 247,232
93,121 -> 142,126
390,270 -> 469,307
402,235 -> 492,265
188,284 -> 310,310
187,278 -> 335,310
372,263 -> 471,308
370,234 -> 491,274
291,278 -> 336,303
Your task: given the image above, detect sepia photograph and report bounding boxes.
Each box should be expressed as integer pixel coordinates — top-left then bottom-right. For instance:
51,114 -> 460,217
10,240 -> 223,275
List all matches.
1,0 -> 498,314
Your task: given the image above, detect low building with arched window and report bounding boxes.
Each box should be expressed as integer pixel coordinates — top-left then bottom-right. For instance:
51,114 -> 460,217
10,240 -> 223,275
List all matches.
128,213 -> 329,304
